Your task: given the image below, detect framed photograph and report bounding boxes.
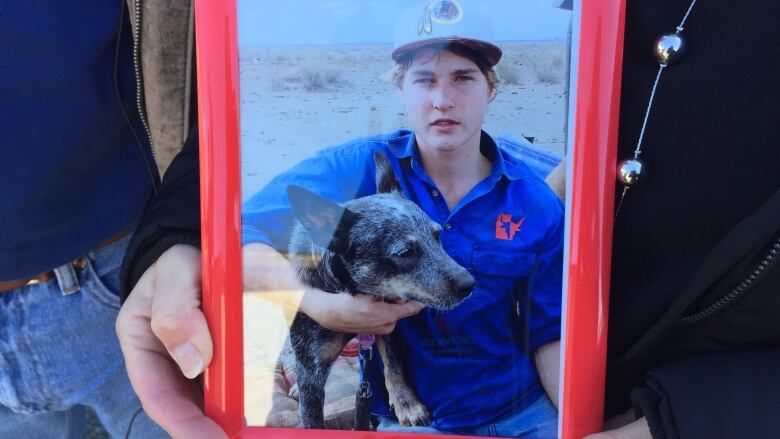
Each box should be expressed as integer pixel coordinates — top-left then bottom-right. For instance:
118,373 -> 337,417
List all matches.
196,1 -> 625,438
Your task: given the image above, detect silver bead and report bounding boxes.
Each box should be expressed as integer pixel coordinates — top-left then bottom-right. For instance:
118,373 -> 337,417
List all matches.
617,158 -> 647,187
654,33 -> 686,65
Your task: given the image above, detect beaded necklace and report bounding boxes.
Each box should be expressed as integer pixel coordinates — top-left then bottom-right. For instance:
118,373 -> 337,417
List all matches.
614,0 -> 698,219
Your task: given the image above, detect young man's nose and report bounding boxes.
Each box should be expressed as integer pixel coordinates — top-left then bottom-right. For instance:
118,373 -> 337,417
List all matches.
432,83 -> 456,110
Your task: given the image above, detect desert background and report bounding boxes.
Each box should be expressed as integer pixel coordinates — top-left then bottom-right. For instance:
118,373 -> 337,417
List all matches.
240,40 -> 569,427
239,41 -> 567,195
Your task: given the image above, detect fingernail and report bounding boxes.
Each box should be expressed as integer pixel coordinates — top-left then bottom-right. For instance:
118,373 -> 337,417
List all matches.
170,342 -> 204,379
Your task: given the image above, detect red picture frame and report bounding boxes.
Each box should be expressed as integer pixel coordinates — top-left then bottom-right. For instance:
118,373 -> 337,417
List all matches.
195,1 -> 626,437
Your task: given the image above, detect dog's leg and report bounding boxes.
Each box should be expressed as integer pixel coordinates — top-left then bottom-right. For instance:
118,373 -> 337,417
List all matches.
290,314 -> 351,429
376,335 -> 431,427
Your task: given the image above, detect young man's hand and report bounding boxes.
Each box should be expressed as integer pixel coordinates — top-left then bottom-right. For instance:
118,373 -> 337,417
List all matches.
301,290 -> 425,334
116,244 -> 226,439
243,242 -> 425,334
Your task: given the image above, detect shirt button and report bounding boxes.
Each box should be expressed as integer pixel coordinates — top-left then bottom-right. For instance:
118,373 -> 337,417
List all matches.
432,189 -> 440,197
444,223 -> 452,231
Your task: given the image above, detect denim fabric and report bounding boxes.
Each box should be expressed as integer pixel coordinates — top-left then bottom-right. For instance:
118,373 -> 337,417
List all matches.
377,394 -> 558,438
0,235 -> 167,438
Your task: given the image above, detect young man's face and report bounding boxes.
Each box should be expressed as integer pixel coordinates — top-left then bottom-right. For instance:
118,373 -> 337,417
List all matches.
397,48 -> 493,155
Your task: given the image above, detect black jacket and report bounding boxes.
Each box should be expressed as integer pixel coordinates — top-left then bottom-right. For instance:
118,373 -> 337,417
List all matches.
607,1 -> 780,438
119,123 -> 201,301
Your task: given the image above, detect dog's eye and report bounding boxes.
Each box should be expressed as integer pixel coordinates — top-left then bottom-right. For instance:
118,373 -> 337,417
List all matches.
394,246 -> 417,258
397,248 -> 413,258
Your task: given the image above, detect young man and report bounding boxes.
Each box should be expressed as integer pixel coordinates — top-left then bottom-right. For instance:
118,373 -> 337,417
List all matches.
242,2 -> 563,437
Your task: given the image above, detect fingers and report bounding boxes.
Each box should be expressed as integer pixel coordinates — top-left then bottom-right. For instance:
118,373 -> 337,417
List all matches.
150,245 -> 213,379
122,334 -> 224,438
300,289 -> 426,333
117,245 -> 226,439
352,295 -> 425,333
373,323 -> 397,335
364,297 -> 425,321
398,301 -> 426,317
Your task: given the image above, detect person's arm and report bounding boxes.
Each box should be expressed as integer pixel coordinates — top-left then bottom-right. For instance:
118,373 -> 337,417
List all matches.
119,122 -> 201,303
634,349 -> 780,438
244,242 -> 424,334
534,340 -> 560,407
241,146 -> 426,333
526,189 -> 564,407
526,193 -> 564,352
116,125 -> 225,438
587,348 -> 780,438
544,159 -> 566,201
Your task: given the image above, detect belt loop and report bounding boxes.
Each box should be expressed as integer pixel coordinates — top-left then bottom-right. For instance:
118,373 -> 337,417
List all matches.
54,262 -> 81,296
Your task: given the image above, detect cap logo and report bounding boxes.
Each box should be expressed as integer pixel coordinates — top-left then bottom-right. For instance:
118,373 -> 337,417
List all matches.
418,0 -> 464,35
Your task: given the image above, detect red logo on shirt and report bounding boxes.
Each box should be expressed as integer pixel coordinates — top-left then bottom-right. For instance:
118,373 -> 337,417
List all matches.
495,213 -> 525,240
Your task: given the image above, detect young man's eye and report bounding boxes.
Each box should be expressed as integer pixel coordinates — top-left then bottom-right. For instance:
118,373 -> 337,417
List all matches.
455,75 -> 474,81
415,78 -> 434,84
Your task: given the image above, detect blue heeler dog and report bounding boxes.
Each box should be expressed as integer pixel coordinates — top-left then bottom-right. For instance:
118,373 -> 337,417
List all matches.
285,151 -> 476,429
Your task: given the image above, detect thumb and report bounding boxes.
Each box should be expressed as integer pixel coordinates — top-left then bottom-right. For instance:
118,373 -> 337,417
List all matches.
398,301 -> 426,317
150,245 -> 213,379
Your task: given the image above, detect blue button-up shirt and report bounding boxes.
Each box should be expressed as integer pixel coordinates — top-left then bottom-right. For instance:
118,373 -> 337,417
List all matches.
243,130 -> 563,430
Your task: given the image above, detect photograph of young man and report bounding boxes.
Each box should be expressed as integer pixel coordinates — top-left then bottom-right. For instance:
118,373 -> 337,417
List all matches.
242,2 -> 563,437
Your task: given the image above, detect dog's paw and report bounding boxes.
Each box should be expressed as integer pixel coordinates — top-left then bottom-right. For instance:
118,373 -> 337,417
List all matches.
392,399 -> 431,427
288,382 -> 300,400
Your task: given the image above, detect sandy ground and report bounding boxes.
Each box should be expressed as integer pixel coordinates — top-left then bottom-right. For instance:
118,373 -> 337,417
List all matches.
239,41 -> 569,427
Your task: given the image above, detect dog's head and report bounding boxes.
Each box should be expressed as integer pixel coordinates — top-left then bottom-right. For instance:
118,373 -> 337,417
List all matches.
287,151 -> 475,309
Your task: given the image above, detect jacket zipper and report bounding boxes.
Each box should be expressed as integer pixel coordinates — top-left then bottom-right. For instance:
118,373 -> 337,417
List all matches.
132,0 -> 157,165
678,235 -> 780,326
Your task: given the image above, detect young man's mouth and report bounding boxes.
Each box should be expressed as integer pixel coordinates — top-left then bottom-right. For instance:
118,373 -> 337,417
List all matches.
430,118 -> 460,127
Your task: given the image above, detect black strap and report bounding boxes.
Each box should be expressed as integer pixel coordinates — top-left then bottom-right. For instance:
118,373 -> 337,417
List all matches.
353,346 -> 373,430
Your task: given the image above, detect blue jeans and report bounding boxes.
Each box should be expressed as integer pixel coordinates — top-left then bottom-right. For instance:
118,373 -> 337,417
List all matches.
0,235 -> 167,438
377,394 -> 558,438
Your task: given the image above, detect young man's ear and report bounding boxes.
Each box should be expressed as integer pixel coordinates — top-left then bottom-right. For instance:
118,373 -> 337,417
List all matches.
488,86 -> 497,103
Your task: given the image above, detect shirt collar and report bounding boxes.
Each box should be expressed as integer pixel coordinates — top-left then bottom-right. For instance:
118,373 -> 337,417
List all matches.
386,130 -> 532,181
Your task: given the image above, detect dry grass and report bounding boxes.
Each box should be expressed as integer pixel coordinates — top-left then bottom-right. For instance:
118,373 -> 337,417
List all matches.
496,62 -> 522,85
297,66 -> 347,92
521,51 -> 563,85
267,63 -> 349,92
533,61 -> 563,84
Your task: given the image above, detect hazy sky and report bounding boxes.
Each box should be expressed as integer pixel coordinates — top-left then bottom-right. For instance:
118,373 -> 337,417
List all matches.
238,0 -> 571,47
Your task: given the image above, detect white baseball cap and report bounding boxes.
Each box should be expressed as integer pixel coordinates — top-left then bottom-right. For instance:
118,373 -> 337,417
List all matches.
392,1 -> 502,67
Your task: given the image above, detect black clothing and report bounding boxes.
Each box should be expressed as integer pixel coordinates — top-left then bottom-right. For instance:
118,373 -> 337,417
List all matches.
119,123 -> 201,302
607,1 -> 780,437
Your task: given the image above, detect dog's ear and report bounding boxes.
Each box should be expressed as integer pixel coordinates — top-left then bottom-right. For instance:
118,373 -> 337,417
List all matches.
287,185 -> 357,253
374,151 -> 402,194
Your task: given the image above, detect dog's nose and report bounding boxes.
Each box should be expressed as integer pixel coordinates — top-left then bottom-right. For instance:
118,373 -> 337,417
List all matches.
455,272 -> 476,298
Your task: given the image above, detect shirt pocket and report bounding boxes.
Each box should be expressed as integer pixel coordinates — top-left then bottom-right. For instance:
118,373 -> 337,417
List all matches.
471,245 -> 537,278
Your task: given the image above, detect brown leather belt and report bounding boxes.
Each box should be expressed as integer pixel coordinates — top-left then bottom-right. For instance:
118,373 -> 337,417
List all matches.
0,232 -> 127,293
